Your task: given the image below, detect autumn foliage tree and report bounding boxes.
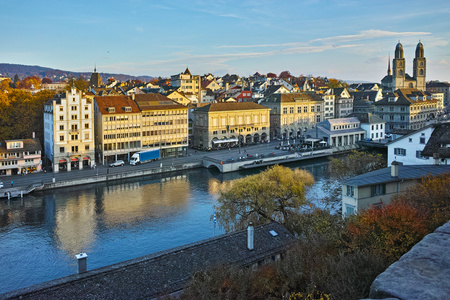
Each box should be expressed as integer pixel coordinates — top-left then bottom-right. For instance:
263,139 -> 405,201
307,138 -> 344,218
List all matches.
215,165 -> 315,232
329,151 -> 386,180
17,75 -> 41,90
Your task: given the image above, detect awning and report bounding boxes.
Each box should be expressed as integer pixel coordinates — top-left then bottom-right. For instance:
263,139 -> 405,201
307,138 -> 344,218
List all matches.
71,158 -> 79,162
83,157 -> 89,160
319,141 -> 327,144
305,138 -> 321,142
59,159 -> 66,163
212,138 -> 238,144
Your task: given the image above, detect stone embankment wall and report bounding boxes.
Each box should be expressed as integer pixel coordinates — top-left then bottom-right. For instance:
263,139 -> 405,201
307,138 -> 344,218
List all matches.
365,221 -> 450,300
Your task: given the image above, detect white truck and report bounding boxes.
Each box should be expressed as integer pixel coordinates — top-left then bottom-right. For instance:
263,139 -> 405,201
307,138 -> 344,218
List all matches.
130,149 -> 161,165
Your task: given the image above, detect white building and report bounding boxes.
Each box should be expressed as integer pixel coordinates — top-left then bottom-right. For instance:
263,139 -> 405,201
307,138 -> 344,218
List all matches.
349,113 -> 386,141
386,125 -> 434,166
44,87 -> 95,172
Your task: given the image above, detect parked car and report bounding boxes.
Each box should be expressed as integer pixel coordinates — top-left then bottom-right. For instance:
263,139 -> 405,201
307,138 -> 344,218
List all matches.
109,160 -> 125,167
0,182 -> 3,188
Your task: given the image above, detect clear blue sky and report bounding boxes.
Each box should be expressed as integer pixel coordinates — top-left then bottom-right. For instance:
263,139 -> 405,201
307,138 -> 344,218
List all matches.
1,0 -> 450,82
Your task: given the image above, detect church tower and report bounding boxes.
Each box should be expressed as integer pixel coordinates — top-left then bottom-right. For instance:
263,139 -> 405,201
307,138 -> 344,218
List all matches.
89,66 -> 103,88
413,41 -> 426,91
392,41 -> 405,89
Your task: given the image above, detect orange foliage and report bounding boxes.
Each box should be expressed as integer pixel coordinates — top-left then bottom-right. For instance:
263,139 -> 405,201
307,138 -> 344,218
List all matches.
17,76 -> 41,90
345,201 -> 428,262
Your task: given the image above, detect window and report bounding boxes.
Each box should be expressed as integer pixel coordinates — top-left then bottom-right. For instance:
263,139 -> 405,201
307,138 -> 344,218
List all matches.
71,134 -> 78,141
85,114 -> 89,119
304,106 -> 307,113
85,145 -> 90,150
60,135 -> 64,141
290,107 -> 294,114
416,151 -> 428,159
59,125 -> 64,130
394,148 -> 406,156
316,105 -> 320,112
316,115 -> 321,123
84,123 -> 89,129
71,146 -> 78,152
371,184 -> 386,196
420,137 -> 425,144
346,204 -> 355,216
85,133 -> 89,139
283,107 -> 287,114
346,185 -> 355,197
71,115 -> 77,120
409,138 -> 413,143
297,107 -> 302,113
71,106 -> 77,111
59,147 -> 64,153
59,116 -> 64,121
311,106 -> 315,112
59,106 -> 63,111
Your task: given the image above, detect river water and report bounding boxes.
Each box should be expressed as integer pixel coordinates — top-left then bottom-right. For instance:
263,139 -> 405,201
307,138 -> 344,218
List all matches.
0,158 -> 330,294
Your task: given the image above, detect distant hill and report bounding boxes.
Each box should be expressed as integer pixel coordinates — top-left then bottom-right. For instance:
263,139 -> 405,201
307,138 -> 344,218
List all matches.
0,63 -> 155,83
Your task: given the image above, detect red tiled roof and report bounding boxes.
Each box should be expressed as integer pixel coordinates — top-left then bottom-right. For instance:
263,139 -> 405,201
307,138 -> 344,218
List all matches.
95,96 -> 141,114
134,93 -> 188,111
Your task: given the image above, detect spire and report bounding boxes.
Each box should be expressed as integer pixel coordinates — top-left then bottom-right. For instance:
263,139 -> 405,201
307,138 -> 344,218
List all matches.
94,63 -> 97,73
387,53 -> 391,76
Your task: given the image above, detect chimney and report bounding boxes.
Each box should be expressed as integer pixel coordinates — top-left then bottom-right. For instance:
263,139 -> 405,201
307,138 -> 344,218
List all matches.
247,223 -> 254,251
391,161 -> 399,177
32,132 -> 35,139
76,253 -> 88,274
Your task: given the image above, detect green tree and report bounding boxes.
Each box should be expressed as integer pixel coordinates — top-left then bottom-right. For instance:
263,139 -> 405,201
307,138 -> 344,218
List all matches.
215,165 -> 315,232
66,76 -> 88,91
329,151 -> 386,180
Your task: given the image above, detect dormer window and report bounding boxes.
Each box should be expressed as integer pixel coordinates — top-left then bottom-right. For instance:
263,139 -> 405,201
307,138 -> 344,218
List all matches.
124,106 -> 132,112
107,107 -> 115,113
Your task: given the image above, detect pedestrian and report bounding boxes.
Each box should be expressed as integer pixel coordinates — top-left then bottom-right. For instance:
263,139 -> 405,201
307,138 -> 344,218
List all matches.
11,180 -> 13,187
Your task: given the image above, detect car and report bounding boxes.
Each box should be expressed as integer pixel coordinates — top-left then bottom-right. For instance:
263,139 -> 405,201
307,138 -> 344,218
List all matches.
0,182 -> 3,188
109,160 -> 124,167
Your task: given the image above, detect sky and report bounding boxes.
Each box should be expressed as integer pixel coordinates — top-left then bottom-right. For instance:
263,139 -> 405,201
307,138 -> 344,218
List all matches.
1,0 -> 450,82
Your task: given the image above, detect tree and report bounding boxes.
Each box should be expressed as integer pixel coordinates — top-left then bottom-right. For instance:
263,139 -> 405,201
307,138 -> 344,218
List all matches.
279,71 -> 292,79
327,78 -> 348,89
215,165 -> 315,232
393,173 -> 450,232
42,78 -> 53,84
66,76 -> 88,91
344,201 -> 428,263
329,151 -> 386,180
17,75 -> 41,90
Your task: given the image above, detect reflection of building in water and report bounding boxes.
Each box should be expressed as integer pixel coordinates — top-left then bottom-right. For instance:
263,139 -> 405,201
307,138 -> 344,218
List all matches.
101,175 -> 190,226
208,177 -> 237,195
53,176 -> 191,255
55,194 -> 96,255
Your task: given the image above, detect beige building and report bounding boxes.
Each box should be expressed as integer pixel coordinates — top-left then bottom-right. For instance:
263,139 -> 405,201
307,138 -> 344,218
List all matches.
134,94 -> 189,157
166,90 -> 191,106
0,139 -> 42,176
260,93 -> 324,140
171,68 -> 201,100
193,102 -> 270,149
44,87 -> 95,172
94,96 -> 142,165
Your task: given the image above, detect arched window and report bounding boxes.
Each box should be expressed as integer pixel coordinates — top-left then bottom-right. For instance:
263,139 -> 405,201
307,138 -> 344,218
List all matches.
420,62 -> 424,67
420,69 -> 424,76
399,70 -> 403,76
409,83 -> 414,88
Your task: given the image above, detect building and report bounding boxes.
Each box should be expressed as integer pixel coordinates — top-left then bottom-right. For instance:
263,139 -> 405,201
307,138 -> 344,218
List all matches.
134,94 -> 189,157
2,222 -> 295,299
349,113 -> 386,141
260,93 -> 324,140
342,162 -> 450,216
193,102 -> 270,149
44,87 -> 95,172
0,139 -> 42,176
386,125 -> 435,165
323,94 -> 335,119
41,82 -> 68,92
94,96 -> 142,165
329,88 -> 354,118
427,81 -> 450,110
381,42 -> 426,92
374,88 -> 438,132
305,117 -> 366,147
417,122 -> 450,164
89,67 -> 103,88
165,90 -> 192,106
171,68 -> 201,101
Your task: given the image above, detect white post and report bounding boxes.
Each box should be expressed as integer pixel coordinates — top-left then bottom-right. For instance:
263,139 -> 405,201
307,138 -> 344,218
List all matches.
76,253 -> 88,274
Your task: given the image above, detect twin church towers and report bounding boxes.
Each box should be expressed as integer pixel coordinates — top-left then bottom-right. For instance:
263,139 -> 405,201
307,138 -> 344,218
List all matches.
382,41 -> 426,92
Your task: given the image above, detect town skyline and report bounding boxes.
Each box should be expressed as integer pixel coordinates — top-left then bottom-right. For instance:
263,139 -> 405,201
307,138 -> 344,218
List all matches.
1,0 -> 450,82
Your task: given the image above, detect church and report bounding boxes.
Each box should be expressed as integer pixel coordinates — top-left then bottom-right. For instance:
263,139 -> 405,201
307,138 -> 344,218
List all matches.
381,41 -> 426,92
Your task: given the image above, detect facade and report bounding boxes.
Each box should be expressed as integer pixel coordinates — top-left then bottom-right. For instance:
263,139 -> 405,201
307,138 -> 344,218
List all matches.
89,67 -> 103,88
421,122 -> 450,164
193,102 -> 270,149
94,96 -> 142,165
330,88 -> 353,118
260,93 -> 324,140
0,139 -> 42,176
342,163 -> 450,216
322,94 -> 335,119
165,90 -> 191,106
374,88 -> 438,132
381,42 -> 426,92
134,94 -> 189,157
305,117 -> 366,147
41,82 -> 68,92
44,87 -> 95,172
170,68 -> 201,100
349,113 -> 386,141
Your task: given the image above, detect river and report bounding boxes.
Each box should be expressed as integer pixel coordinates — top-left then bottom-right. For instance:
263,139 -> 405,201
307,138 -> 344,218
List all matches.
0,158 -> 330,294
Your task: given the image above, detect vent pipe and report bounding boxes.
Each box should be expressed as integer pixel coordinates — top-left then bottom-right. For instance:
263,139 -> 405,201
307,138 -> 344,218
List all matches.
247,223 -> 254,250
76,253 -> 88,274
391,161 -> 399,177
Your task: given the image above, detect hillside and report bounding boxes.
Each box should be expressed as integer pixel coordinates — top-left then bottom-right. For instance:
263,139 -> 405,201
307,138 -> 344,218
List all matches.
0,63 -> 155,82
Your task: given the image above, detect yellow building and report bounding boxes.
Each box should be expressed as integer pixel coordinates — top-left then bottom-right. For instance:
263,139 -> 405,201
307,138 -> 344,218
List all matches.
134,94 -> 189,157
260,92 -> 324,140
0,139 -> 42,176
193,102 -> 270,149
44,87 -> 95,172
165,90 -> 191,106
94,95 -> 142,165
170,68 -> 201,100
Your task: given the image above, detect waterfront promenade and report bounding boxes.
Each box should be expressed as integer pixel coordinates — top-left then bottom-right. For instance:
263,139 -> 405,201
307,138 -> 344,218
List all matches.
1,141 -> 319,197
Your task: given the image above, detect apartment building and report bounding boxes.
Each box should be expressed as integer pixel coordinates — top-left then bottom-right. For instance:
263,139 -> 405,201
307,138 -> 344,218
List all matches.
260,93 -> 324,140
44,87 -> 95,172
193,102 -> 270,149
0,139 -> 42,176
94,95 -> 142,165
170,68 -> 201,101
134,94 -> 189,157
